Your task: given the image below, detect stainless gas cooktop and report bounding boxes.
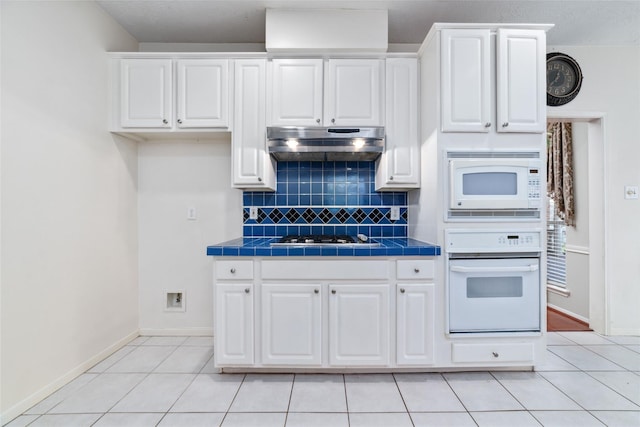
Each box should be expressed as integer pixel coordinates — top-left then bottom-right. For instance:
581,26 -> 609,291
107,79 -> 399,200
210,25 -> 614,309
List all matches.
271,235 -> 379,247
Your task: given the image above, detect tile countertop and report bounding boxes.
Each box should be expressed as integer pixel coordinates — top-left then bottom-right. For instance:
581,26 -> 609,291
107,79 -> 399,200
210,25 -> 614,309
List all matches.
206,237 -> 441,257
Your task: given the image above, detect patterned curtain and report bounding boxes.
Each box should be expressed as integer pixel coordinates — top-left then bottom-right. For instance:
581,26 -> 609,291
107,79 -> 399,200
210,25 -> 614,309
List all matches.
547,122 -> 575,226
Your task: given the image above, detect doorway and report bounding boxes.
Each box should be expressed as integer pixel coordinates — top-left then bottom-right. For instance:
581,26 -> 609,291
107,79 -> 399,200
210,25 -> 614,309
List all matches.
545,113 -> 606,334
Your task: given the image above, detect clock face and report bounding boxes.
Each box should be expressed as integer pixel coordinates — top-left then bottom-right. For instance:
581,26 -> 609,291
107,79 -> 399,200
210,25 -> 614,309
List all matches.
546,53 -> 583,106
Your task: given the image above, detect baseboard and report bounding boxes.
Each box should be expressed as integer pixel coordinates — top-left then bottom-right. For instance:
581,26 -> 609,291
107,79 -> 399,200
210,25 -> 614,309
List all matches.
547,303 -> 589,324
0,330 -> 139,425
138,327 -> 213,336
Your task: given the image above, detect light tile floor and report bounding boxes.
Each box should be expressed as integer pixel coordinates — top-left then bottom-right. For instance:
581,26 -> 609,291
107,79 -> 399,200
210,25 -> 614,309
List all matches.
5,332 -> 640,427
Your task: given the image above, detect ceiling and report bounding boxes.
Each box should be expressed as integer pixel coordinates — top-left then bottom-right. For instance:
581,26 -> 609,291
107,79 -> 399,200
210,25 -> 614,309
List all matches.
96,0 -> 640,47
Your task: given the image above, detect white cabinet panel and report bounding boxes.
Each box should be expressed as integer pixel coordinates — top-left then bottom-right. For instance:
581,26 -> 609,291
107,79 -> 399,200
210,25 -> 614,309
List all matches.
376,58 -> 419,190
270,59 -> 323,126
215,260 -> 253,280
329,284 -> 389,366
176,59 -> 229,128
396,284 -> 435,365
397,260 -> 435,280
496,29 -> 546,133
120,59 -> 172,128
440,29 -> 491,132
261,284 -> 322,365
451,342 -> 534,363
232,59 -> 275,190
215,284 -> 254,365
326,59 -> 383,126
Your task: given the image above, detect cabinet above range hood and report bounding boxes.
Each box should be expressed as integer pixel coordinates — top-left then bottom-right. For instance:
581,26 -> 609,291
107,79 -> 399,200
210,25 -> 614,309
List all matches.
267,127 -> 385,162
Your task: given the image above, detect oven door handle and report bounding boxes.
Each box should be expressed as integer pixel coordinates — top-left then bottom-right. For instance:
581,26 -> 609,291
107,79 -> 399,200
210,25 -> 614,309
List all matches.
450,264 -> 539,273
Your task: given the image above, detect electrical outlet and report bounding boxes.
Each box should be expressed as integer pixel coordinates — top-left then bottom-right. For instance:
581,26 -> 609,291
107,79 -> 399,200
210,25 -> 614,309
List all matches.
249,207 -> 259,220
390,206 -> 400,221
625,185 -> 639,199
187,206 -> 197,220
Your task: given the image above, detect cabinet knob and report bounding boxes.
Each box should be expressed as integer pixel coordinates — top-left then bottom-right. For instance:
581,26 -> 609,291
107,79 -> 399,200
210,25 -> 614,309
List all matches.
244,288 -> 250,294
400,288 -> 406,293
331,118 -> 335,124
502,122 -> 509,127
414,268 -> 420,273
257,177 -> 262,182
162,119 -> 168,124
230,268 -> 236,274
492,351 -> 499,358
316,118 -> 321,124
485,122 -> 491,128
331,289 -> 336,294
177,119 -> 182,124
389,176 -> 394,181
314,289 -> 319,294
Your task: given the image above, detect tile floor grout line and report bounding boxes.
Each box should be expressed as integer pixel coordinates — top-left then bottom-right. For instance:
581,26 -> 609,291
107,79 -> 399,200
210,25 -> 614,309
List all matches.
342,374 -> 350,427
391,372 -> 416,427
218,373 -> 246,426
283,374 -> 296,427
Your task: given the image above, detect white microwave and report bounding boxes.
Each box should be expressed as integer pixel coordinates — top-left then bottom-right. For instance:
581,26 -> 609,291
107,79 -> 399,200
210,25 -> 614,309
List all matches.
449,159 -> 542,210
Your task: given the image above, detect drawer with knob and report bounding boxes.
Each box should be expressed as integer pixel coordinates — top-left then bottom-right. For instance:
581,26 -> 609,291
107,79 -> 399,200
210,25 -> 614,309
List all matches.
396,260 -> 435,280
451,342 -> 534,364
215,260 -> 254,280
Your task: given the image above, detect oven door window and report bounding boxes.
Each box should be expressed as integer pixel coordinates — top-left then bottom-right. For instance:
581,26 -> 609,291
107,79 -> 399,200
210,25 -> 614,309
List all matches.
467,277 -> 523,298
462,172 -> 518,195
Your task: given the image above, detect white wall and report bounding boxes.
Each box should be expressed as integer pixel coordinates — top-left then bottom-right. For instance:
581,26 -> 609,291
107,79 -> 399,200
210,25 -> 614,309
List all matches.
547,45 -> 640,335
0,1 -> 139,421
138,137 -> 242,334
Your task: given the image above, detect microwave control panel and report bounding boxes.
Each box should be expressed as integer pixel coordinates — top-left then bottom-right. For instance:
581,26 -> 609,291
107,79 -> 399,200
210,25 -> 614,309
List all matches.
445,230 -> 542,253
528,168 -> 541,207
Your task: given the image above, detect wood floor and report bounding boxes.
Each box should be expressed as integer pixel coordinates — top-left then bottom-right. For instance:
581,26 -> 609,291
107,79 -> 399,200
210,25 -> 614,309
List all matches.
547,306 -> 592,332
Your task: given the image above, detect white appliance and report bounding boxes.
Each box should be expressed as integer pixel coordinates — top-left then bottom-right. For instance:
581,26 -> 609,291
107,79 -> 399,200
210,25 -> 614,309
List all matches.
446,229 -> 542,333
449,156 -> 542,210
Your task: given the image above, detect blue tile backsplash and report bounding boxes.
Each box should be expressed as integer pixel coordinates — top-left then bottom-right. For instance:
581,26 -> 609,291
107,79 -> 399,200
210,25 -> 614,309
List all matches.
243,161 -> 408,238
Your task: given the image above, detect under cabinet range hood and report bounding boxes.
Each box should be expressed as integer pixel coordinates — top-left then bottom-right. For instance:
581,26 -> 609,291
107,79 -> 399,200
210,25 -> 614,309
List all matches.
267,127 -> 385,162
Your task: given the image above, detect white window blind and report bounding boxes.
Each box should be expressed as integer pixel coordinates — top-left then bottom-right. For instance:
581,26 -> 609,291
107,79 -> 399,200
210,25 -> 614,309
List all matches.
547,199 -> 566,286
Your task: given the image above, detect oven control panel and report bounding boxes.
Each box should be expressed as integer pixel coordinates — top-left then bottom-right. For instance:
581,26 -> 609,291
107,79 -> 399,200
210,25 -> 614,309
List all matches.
445,230 -> 542,253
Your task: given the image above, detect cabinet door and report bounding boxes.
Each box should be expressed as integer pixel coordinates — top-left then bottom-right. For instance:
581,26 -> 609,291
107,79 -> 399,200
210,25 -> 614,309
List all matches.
329,284 -> 389,366
120,59 -> 172,128
261,284 -> 322,365
396,284 -> 435,365
325,59 -> 383,126
376,58 -> 419,190
176,59 -> 229,128
232,59 -> 275,190
496,29 -> 546,133
270,59 -> 323,126
215,284 -> 254,365
440,29 -> 491,132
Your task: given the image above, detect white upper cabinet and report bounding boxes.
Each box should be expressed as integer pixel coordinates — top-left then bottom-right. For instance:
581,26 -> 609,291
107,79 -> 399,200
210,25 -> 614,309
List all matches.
176,59 -> 229,128
232,59 -> 276,190
116,57 -> 229,131
376,58 -> 419,190
270,59 -> 324,126
440,28 -> 546,133
120,59 -> 173,128
496,29 -> 546,133
269,58 -> 384,127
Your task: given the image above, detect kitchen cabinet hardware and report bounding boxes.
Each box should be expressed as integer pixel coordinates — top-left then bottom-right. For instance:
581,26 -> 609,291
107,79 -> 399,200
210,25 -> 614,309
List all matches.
492,352 -> 499,358
400,288 -> 406,293
331,118 -> 335,124
162,119 -> 168,124
389,176 -> 394,180
502,122 -> 509,127
177,119 -> 182,124
485,122 -> 491,127
230,268 -> 236,274
244,288 -> 250,294
414,268 -> 420,273
331,289 -> 336,294
257,177 -> 262,182
314,289 -> 319,294
316,118 -> 320,123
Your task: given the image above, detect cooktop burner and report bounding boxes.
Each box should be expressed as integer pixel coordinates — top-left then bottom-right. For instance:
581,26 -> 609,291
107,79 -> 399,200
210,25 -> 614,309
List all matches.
277,234 -> 357,244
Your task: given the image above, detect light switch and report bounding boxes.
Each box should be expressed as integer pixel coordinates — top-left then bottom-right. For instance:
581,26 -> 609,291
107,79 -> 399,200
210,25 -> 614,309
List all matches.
624,186 -> 638,199
187,207 -> 197,220
390,206 -> 400,221
249,207 -> 259,220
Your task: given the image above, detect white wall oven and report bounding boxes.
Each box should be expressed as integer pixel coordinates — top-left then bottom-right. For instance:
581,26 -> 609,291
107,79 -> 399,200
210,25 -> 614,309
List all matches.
446,229 -> 542,333
447,151 -> 542,220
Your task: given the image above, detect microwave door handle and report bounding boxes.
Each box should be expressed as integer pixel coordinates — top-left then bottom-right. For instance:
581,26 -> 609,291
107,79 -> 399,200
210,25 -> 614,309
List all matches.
450,265 -> 539,273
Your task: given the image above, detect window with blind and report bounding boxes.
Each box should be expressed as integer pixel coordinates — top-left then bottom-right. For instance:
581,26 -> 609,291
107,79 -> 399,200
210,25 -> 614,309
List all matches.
547,199 -> 567,286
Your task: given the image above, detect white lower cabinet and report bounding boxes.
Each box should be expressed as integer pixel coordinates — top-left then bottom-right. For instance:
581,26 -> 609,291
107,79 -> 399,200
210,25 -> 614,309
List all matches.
215,283 -> 254,365
261,284 -> 322,365
329,284 -> 389,366
396,283 -> 435,365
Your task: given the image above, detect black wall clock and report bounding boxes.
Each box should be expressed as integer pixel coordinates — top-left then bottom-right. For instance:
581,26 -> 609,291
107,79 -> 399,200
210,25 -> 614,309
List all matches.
546,52 -> 583,106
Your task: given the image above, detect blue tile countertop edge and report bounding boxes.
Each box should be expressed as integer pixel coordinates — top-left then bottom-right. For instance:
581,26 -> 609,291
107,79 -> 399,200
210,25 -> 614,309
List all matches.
206,237 -> 441,257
